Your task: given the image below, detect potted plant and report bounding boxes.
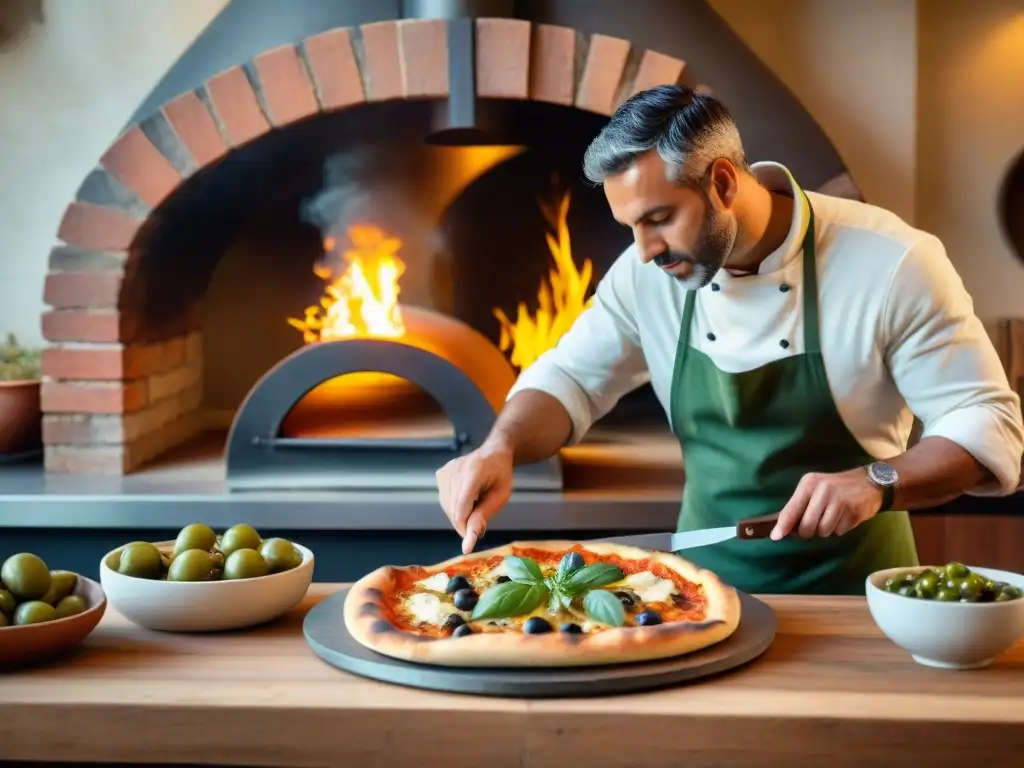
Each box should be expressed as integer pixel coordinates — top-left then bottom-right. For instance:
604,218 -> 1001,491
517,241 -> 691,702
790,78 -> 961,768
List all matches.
0,333 -> 42,454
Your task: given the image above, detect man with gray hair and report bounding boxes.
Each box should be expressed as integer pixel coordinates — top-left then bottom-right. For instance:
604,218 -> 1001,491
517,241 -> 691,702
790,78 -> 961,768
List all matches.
436,84 -> 1023,595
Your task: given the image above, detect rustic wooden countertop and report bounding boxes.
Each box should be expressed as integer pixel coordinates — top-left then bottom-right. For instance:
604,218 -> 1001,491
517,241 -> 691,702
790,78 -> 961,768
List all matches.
1,584 -> 1022,767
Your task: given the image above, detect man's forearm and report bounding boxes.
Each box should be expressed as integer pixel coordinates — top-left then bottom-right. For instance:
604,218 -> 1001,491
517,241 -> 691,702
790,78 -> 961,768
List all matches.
483,389 -> 574,466
887,436 -> 996,510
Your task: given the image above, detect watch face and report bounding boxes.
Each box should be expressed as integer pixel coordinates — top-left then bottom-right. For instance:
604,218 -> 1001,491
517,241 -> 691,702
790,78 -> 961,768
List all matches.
869,462 -> 898,486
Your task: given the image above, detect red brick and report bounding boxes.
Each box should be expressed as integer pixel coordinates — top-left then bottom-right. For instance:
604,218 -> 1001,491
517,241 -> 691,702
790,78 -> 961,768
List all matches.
254,44 -> 319,126
41,380 -> 149,414
576,34 -> 631,115
43,271 -> 122,309
475,18 -> 531,99
42,310 -> 122,343
360,21 -> 403,101
630,50 -> 686,97
162,91 -> 227,168
303,28 -> 365,110
529,24 -> 576,106
398,19 -> 448,98
99,126 -> 182,208
57,203 -> 144,251
205,66 -> 270,147
40,343 -> 173,381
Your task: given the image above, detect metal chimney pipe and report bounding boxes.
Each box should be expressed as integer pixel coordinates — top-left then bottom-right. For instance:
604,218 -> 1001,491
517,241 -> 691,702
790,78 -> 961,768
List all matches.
401,0 -> 517,145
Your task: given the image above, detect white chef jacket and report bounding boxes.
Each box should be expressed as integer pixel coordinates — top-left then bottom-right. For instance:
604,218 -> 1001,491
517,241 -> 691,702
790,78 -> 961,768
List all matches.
508,162 -> 1024,496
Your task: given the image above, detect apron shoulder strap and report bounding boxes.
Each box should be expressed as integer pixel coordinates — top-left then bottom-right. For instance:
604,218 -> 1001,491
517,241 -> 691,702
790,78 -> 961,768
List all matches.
799,192 -> 821,354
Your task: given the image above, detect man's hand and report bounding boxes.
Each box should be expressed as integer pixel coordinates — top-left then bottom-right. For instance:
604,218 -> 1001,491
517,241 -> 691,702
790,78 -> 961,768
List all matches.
436,443 -> 515,554
770,469 -> 884,541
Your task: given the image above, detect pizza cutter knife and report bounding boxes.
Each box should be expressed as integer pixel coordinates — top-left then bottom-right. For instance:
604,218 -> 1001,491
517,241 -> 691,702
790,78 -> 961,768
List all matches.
595,512 -> 781,551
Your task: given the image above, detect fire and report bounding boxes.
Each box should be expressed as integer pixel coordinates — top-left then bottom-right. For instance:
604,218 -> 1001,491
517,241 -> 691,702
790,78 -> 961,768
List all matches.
493,188 -> 594,370
287,224 -> 406,343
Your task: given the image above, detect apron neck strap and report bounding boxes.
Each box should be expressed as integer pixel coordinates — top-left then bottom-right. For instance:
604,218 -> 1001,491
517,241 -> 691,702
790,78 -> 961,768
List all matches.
798,190 -> 819,353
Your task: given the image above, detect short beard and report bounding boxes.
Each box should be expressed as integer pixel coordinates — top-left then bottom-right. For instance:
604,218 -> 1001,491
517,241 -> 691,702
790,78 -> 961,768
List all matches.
658,214 -> 737,290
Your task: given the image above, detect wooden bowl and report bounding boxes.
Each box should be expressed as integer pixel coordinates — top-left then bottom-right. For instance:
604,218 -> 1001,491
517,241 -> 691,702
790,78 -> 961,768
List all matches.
0,575 -> 107,667
99,540 -> 314,632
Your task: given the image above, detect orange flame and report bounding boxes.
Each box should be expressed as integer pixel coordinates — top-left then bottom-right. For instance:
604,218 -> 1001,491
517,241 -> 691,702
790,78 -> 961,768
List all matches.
493,188 -> 594,370
288,224 -> 406,343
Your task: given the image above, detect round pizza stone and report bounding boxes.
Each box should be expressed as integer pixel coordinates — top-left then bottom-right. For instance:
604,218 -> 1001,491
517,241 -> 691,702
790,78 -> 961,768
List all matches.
302,587 -> 776,698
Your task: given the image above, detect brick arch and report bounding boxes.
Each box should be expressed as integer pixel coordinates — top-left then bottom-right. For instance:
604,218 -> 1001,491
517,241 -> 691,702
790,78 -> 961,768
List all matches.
39,18 -> 704,474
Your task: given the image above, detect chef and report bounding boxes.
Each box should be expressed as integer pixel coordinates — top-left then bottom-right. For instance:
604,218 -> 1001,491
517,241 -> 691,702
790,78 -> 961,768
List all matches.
435,84 -> 1024,595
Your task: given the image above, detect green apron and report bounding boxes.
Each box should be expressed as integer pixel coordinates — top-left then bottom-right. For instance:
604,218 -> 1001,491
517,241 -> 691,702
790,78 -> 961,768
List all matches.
669,188 -> 918,595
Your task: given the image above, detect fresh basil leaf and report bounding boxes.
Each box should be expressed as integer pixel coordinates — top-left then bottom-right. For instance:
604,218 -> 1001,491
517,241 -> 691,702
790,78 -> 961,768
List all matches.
555,552 -> 586,583
504,556 -> 544,585
471,580 -> 548,621
561,563 -> 625,595
583,589 -> 626,627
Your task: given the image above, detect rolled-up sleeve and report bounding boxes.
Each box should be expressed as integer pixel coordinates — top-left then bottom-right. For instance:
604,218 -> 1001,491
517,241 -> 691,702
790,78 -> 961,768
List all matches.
883,236 -> 1024,495
506,249 -> 650,445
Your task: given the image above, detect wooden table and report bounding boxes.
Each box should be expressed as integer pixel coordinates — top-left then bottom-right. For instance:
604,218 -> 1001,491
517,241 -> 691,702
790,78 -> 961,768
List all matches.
1,584 -> 1022,768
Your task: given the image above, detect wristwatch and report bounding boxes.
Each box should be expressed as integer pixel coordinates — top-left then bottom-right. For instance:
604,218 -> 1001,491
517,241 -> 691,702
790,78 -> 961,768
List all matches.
865,461 -> 899,512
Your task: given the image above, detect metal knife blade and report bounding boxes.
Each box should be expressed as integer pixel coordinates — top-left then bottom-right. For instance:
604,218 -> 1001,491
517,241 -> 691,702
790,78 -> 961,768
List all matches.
669,525 -> 739,551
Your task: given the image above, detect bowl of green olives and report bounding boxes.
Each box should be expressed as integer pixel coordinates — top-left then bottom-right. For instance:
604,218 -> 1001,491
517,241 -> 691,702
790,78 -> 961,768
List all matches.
99,522 -> 314,632
0,552 -> 107,667
866,562 -> 1024,670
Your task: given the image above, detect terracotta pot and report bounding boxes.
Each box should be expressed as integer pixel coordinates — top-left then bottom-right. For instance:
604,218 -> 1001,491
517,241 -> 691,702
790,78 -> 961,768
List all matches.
0,379 -> 42,454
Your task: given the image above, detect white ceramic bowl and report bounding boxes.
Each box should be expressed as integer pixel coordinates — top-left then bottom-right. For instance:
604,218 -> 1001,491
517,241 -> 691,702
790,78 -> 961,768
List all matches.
865,564 -> 1024,670
99,539 -> 314,632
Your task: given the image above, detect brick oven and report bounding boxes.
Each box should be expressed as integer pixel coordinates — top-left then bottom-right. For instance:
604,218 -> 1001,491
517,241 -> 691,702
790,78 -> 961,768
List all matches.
33,0 -> 862,491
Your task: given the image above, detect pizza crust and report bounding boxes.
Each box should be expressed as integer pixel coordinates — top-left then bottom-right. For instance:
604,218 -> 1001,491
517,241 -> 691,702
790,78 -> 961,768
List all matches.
344,540 -> 742,667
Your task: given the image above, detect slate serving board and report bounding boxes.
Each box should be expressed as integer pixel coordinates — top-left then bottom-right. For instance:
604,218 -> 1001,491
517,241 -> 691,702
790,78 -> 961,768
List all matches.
303,587 -> 776,698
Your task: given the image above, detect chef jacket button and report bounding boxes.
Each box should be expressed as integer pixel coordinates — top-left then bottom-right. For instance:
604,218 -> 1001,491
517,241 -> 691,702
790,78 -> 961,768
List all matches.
707,332 -> 717,342
711,283 -> 721,292
779,339 -> 790,349
779,283 -> 790,293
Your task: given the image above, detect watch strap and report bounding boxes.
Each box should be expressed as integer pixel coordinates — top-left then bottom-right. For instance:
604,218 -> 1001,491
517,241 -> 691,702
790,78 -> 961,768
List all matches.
878,482 -> 896,513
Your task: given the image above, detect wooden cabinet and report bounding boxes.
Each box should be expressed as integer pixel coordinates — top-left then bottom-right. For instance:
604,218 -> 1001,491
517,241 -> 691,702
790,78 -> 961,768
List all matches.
911,514 -> 1024,572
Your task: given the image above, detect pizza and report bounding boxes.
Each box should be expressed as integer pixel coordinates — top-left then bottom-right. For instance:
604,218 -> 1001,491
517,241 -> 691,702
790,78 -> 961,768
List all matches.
343,540 -> 741,667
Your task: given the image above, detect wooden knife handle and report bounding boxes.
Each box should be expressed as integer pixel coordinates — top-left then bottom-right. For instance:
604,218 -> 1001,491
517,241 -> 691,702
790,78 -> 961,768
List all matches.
736,512 -> 781,540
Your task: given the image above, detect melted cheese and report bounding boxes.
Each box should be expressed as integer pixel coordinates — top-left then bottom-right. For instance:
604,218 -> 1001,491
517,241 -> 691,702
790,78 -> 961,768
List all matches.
415,572 -> 450,592
618,571 -> 678,604
404,592 -> 462,625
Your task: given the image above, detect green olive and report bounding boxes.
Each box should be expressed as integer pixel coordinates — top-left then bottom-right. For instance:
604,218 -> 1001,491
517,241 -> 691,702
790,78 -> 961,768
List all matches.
960,572 -> 987,602
945,562 -> 970,579
14,600 -> 57,625
110,541 -> 150,571
0,588 -> 15,618
996,585 -> 1023,602
935,587 -> 960,602
118,542 -> 164,580
914,570 -> 940,599
167,549 -> 219,582
40,570 -> 78,606
259,538 -> 303,573
173,523 -> 218,557
223,548 -> 269,580
0,611 -> 7,628
897,583 -> 917,598
1,553 -> 53,601
220,524 -> 262,557
54,595 -> 88,619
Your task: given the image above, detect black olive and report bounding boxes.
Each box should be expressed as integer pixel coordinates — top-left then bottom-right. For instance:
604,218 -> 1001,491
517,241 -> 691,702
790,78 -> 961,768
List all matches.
613,591 -> 635,607
635,609 -> 662,626
560,622 -> 583,634
443,613 -> 465,632
446,575 -> 471,593
452,623 -> 474,637
523,617 -> 553,634
495,574 -> 511,583
559,552 -> 585,573
452,588 -> 478,611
